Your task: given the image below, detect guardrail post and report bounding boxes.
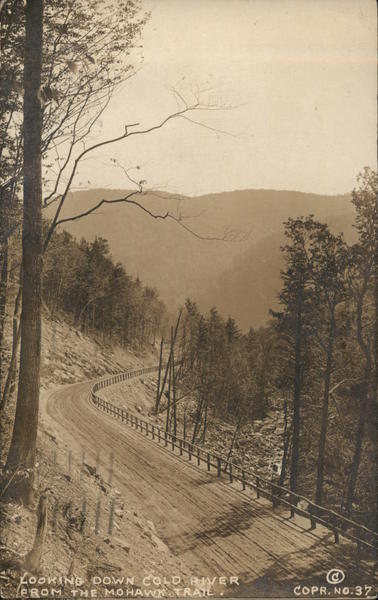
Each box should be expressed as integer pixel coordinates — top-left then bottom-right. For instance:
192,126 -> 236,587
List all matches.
145,422 -> 149,436
179,440 -> 183,456
171,437 -> 175,451
164,432 -> 168,447
217,457 -> 221,477
207,453 -> 210,471
135,417 -> 138,430
256,476 -> 260,498
229,463 -> 233,483
242,470 -> 246,490
188,444 -> 192,461
197,448 -> 200,466
158,428 -> 161,443
152,426 -> 155,440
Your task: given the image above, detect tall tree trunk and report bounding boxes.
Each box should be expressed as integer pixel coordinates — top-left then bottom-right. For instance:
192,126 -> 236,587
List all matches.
279,399 -> 291,487
5,0 -> 43,505
172,351 -> 177,439
344,287 -> 373,515
191,393 -> 204,445
199,397 -> 208,444
0,281 -> 22,412
290,293 -> 303,494
0,238 -> 8,396
0,189 -> 10,398
165,353 -> 171,434
154,337 -> 163,414
344,378 -> 369,515
315,312 -> 336,505
225,416 -> 242,467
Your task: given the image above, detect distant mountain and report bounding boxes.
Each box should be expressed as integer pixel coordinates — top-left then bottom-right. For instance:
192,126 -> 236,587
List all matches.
196,211 -> 357,329
46,188 -> 355,328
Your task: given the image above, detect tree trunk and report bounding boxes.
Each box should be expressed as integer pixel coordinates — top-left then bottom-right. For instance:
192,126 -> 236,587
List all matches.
165,348 -> 172,433
315,312 -> 336,505
199,397 -> 208,444
0,281 -> 22,412
191,393 -> 204,445
172,352 -> 177,439
0,239 -> 8,396
344,281 -> 374,515
225,416 -> 242,467
154,337 -> 163,413
0,188 -> 11,398
344,379 -> 369,515
5,0 -> 43,505
279,399 -> 291,487
290,293 -> 303,494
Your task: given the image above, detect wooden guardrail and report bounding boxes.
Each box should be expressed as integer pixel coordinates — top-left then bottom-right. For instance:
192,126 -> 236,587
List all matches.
90,366 -> 378,555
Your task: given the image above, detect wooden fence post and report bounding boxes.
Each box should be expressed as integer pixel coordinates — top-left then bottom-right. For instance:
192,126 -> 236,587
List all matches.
217,457 -> 221,477
180,440 -> 183,456
256,476 -> 260,498
229,463 -> 233,483
188,444 -> 192,461
207,453 -> 210,471
242,470 -> 246,490
197,448 -> 201,466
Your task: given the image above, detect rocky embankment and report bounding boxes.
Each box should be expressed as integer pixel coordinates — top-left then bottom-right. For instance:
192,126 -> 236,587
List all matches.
98,375 -> 288,482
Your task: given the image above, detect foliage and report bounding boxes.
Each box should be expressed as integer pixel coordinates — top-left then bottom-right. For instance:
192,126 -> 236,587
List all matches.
43,225 -> 168,349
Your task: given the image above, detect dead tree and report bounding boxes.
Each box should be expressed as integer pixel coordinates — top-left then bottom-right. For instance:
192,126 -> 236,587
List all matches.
154,337 -> 164,413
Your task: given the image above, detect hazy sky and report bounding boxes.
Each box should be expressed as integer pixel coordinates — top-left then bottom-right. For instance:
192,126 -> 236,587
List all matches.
77,0 -> 377,196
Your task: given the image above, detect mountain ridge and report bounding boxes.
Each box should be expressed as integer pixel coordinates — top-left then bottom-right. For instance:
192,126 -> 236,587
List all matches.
45,187 -> 355,328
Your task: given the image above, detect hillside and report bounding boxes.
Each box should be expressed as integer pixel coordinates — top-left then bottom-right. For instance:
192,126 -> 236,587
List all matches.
197,211 -> 357,329
45,188 -> 354,327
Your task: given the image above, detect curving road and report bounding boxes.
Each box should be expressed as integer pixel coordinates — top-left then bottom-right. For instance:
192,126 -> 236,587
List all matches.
44,378 -> 375,598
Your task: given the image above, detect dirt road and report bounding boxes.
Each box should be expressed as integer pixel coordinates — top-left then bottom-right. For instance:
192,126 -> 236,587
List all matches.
44,379 -> 375,598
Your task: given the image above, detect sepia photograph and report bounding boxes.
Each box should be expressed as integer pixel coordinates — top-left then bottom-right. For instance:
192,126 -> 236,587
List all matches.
0,0 -> 377,598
